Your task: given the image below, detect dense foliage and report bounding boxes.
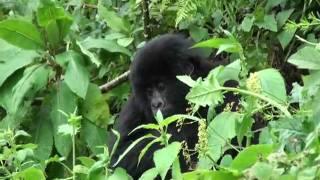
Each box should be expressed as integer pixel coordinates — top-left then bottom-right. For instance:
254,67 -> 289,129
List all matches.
0,0 -> 320,179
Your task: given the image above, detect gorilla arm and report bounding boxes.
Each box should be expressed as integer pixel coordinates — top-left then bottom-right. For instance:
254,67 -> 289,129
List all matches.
108,96 -> 159,179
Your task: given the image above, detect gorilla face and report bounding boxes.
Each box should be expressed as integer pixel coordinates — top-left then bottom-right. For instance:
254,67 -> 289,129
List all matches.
145,76 -> 190,117
130,34 -> 196,120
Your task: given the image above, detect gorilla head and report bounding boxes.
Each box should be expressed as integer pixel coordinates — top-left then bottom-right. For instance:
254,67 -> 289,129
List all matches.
109,34 -> 214,179
130,34 -> 210,120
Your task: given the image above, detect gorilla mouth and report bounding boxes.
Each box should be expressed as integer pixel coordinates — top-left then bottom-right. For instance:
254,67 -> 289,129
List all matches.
151,105 -> 183,118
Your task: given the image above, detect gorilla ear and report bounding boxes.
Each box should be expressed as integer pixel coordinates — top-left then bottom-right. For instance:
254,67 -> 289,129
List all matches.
176,60 -> 194,75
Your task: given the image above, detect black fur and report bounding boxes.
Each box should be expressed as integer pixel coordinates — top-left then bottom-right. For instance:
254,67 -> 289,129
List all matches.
108,34 -> 215,179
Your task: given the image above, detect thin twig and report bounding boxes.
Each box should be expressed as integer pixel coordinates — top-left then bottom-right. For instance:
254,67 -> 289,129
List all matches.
141,0 -> 151,39
99,71 -> 130,93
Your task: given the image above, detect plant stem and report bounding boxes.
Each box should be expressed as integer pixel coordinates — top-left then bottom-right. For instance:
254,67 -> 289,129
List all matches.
190,87 -> 292,118
72,127 -> 76,180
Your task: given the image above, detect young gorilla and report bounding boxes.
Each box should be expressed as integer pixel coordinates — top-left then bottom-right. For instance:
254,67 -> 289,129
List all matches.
109,34 -> 215,179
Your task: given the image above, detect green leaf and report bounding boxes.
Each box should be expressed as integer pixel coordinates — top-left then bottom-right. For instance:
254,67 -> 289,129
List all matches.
37,5 -> 73,46
193,37 -> 242,54
77,156 -> 96,168
177,75 -> 197,87
0,39 -> 39,87
153,142 -> 181,180
189,26 -> 208,42
217,60 -> 241,83
241,16 -> 254,32
14,167 -> 45,180
117,37 -> 134,47
0,72 -> 29,129
207,112 -> 240,161
138,137 -> 161,165
12,64 -> 53,112
113,134 -> 155,166
64,51 -> 90,98
251,162 -> 281,179
81,37 -> 132,56
80,83 -> 110,127
33,103 -> 53,161
276,9 -> 294,28
230,144 -> 274,171
108,168 -> 131,180
172,158 -> 182,180
288,46 -> 320,70
50,82 -> 77,157
257,68 -> 287,103
277,28 -> 296,49
183,170 -> 237,180
0,19 -> 44,50
76,40 -> 101,67
255,14 -> 278,32
98,3 -> 130,33
186,67 -> 224,107
82,120 -> 107,154
139,168 -> 159,180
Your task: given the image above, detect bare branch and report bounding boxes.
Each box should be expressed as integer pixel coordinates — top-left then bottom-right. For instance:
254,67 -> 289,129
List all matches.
100,70 -> 130,93
141,0 -> 151,40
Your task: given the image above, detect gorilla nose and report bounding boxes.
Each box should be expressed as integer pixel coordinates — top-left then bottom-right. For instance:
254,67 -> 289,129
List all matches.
151,100 -> 164,109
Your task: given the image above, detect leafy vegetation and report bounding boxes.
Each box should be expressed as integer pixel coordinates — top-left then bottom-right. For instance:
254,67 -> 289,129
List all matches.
0,0 -> 320,179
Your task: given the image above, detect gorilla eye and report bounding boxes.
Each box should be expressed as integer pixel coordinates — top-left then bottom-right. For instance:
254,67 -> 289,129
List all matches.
157,82 -> 165,91
146,88 -> 153,96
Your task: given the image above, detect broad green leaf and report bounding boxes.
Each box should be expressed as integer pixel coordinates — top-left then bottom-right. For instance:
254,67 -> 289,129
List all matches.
288,46 -> 320,70
251,162 -> 283,179
12,64 -> 53,112
108,168 -> 131,180
172,158 -> 182,180
217,60 -> 241,83
37,5 -> 73,46
189,26 -> 208,42
82,120 -> 107,154
14,167 -> 45,180
257,68 -> 287,103
64,52 -> 90,98
105,32 -> 126,40
81,37 -> 132,56
77,156 -> 96,168
277,28 -> 296,49
276,9 -> 294,27
37,5 -> 68,27
0,39 -> 39,87
186,67 -> 224,107
153,142 -> 181,180
33,103 -> 53,161
117,37 -> 134,47
98,3 -> 130,33
139,168 -> 159,180
177,75 -> 197,87
193,37 -> 242,54
0,72 -> 29,129
255,14 -> 278,32
80,84 -> 110,127
0,19 -> 44,49
207,112 -> 240,161
183,170 -> 237,180
230,144 -> 274,171
77,40 -> 101,67
241,16 -> 254,32
50,82 -> 77,157
265,0 -> 286,11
